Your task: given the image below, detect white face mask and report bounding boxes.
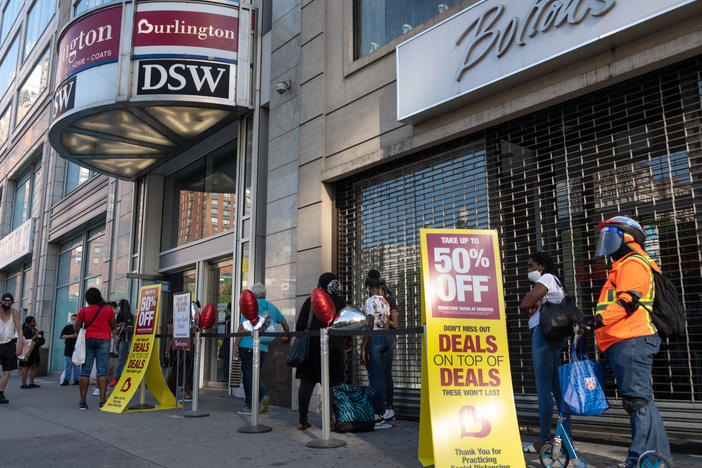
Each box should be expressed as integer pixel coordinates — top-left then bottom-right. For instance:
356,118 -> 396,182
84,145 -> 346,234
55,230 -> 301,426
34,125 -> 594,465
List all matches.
528,270 -> 541,283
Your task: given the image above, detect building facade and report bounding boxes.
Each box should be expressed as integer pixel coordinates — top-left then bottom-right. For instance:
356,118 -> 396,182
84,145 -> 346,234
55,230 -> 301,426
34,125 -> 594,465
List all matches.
272,0 -> 702,432
0,0 -> 278,400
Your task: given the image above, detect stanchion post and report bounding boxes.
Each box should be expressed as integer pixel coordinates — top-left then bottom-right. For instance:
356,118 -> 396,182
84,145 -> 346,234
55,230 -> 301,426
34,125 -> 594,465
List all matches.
237,328 -> 272,433
307,327 -> 346,449
129,379 -> 155,410
184,330 -> 209,418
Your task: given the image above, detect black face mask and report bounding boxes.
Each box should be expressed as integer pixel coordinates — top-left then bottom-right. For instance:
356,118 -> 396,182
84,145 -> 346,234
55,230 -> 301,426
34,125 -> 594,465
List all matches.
610,242 -> 632,261
1,304 -> 9,311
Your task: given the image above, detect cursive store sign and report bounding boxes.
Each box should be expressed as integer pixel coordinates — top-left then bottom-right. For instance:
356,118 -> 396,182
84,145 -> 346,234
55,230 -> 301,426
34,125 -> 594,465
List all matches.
396,0 -> 699,122
456,0 -> 615,81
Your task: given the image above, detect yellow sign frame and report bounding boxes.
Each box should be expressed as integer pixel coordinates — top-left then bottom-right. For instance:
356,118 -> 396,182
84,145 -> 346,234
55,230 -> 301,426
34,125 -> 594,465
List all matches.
418,228 -> 524,468
102,283 -> 177,413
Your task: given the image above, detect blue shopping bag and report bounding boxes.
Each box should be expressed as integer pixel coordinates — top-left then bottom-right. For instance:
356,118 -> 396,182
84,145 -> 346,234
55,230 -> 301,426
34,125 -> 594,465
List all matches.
558,335 -> 610,416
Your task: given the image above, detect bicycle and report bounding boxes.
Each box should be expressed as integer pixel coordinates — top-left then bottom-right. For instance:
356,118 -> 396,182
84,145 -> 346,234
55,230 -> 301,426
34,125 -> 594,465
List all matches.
538,415 -> 673,468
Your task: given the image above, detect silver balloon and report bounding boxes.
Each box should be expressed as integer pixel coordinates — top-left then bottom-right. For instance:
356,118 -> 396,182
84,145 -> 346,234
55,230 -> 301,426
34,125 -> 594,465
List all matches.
242,313 -> 272,332
190,301 -> 200,326
330,306 -> 368,330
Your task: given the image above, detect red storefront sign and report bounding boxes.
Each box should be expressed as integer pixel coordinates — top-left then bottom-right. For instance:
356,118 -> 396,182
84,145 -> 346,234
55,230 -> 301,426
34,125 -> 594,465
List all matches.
56,5 -> 122,84
134,10 -> 239,52
135,285 -> 159,335
424,232 -> 501,320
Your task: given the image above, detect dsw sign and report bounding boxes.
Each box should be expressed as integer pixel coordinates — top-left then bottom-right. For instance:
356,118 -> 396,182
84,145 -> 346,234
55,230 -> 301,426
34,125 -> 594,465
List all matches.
136,59 -> 230,98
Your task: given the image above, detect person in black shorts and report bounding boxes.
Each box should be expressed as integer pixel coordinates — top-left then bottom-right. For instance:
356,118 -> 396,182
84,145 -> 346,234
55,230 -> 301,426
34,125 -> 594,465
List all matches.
0,293 -> 24,404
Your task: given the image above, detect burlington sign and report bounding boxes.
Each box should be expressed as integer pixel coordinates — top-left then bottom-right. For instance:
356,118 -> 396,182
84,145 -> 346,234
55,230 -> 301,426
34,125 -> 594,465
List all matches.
396,0 -> 700,122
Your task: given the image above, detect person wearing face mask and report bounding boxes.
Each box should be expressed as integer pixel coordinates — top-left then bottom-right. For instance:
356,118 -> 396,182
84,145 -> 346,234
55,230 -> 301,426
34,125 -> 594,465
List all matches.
60,314 -> 80,386
592,216 -> 670,468
519,251 -> 570,454
0,293 -> 24,404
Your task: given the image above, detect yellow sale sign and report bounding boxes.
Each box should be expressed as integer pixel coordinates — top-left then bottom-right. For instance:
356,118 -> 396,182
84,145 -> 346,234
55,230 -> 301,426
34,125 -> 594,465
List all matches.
418,229 -> 524,468
102,284 -> 176,413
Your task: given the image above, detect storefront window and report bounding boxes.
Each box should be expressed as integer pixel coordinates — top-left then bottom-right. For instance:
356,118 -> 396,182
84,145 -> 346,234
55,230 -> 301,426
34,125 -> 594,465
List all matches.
51,226 -> 105,370
64,161 -> 90,195
0,35 -> 18,98
161,140 -> 237,250
204,258 -> 232,385
0,0 -> 20,45
74,0 -> 113,16
16,48 -> 50,125
355,0 -> 460,58
0,106 -> 10,145
24,0 -> 55,60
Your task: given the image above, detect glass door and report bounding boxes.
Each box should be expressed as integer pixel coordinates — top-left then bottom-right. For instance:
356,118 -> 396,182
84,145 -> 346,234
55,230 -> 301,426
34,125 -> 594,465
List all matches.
203,258 -> 233,387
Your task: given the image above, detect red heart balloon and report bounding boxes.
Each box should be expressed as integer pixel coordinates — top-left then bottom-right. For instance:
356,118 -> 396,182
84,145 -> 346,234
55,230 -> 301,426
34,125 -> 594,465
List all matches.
239,290 -> 259,324
311,288 -> 336,326
198,303 -> 217,329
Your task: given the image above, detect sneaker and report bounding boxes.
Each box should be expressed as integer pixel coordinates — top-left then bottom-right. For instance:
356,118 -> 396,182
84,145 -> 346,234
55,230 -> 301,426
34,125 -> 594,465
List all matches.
20,385 -> 29,389
237,405 -> 252,414
28,383 -> 40,388
374,414 -> 392,430
92,388 -> 100,396
79,402 -> 88,410
61,380 -> 69,386
383,408 -> 396,421
99,401 -> 105,409
260,395 -> 270,414
109,379 -> 117,387
0,391 -> 8,404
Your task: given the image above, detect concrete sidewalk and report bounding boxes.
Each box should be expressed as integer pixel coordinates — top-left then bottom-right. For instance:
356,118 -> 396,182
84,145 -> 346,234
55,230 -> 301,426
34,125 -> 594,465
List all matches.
0,374 -> 699,467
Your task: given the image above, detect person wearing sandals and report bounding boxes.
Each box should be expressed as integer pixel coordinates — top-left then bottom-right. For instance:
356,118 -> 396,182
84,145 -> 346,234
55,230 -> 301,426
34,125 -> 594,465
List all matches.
295,273 -> 346,430
0,293 -> 24,404
19,316 -> 45,388
75,288 -> 116,410
520,251 -> 571,454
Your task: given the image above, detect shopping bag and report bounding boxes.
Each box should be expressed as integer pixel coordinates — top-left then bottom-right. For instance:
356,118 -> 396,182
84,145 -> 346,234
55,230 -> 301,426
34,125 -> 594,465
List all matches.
558,335 -> 609,416
229,357 -> 242,388
332,384 -> 375,432
72,328 -> 86,365
18,340 -> 36,361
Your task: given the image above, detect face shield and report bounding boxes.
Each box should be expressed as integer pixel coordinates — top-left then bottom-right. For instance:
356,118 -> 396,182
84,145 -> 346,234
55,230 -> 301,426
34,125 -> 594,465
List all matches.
595,226 -> 624,257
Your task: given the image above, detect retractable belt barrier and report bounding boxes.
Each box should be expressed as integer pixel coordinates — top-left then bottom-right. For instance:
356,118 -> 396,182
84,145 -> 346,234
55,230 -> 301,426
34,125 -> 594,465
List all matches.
155,326 -> 424,448
156,327 -> 424,339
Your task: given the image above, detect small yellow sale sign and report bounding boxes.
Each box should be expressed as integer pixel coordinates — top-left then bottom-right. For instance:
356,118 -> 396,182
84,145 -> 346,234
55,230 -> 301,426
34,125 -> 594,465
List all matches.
102,284 -> 176,413
418,229 -> 524,468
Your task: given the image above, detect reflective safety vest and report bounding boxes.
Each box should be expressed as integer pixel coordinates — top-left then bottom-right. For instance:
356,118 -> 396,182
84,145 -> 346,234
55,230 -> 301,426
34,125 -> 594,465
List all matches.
595,252 -> 657,352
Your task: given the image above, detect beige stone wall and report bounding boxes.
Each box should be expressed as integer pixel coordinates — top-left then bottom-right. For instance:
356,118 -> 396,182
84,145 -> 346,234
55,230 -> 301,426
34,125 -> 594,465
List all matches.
294,1 -> 702,287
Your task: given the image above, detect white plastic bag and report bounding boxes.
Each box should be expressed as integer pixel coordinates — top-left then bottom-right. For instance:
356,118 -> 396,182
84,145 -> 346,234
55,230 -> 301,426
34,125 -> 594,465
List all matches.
72,328 -> 86,365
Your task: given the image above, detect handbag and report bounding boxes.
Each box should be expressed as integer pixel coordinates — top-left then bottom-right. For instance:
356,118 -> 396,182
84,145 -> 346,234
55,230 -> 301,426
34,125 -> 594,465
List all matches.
558,335 -> 610,416
72,305 -> 103,366
285,304 -> 315,368
540,279 -> 584,339
18,340 -> 36,361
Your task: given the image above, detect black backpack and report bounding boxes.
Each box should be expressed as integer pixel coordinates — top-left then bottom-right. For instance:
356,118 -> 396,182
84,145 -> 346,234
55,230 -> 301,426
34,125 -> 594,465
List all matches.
630,255 -> 686,338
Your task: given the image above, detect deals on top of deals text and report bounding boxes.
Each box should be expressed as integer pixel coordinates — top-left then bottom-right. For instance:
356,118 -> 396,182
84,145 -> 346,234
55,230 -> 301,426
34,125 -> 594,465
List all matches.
425,233 -> 500,320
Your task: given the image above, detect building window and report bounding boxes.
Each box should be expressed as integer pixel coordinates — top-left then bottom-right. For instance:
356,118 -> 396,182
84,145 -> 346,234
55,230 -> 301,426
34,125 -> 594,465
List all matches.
10,160 -> 41,231
0,0 -> 21,45
161,140 -> 237,250
210,208 -> 218,216
211,199 -> 218,206
51,226 -> 105,370
64,161 -> 90,194
0,35 -> 18,98
24,0 -> 55,60
74,0 -> 112,16
354,0 -> 460,58
0,106 -> 10,146
16,48 -> 50,125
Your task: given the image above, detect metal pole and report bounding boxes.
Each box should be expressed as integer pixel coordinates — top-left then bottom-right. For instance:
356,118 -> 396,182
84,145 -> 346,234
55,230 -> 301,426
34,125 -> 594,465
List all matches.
307,328 -> 346,448
185,330 -> 209,417
129,380 -> 154,410
238,328 -> 271,433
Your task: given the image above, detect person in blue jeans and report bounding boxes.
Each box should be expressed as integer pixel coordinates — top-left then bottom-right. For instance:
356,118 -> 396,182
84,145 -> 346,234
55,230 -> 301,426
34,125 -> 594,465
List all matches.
361,276 -> 392,429
520,252 -> 570,453
60,314 -> 80,385
234,283 -> 290,414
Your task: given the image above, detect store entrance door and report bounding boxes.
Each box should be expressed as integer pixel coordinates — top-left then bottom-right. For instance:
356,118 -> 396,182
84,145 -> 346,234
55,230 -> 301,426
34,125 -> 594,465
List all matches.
203,258 -> 233,388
